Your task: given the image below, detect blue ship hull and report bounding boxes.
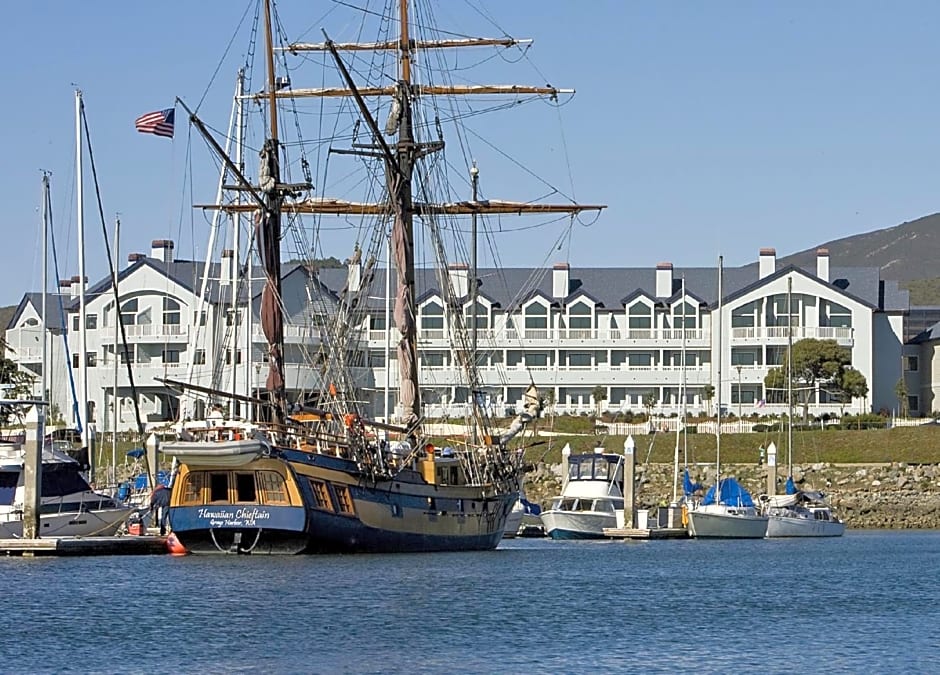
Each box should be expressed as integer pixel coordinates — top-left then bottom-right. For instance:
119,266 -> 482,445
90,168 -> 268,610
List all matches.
169,449 -> 516,554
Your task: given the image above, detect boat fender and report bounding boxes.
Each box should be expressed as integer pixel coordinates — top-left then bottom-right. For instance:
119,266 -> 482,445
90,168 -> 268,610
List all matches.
681,505 -> 688,527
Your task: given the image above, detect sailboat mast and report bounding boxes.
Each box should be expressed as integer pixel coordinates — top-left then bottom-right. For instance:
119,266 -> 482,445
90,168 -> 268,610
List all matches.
787,275 -> 793,477
112,215 -> 120,479
470,161 -> 479,443
41,172 -> 50,440
260,0 -> 287,421
232,69 -> 245,408
672,277 -> 685,503
76,89 -> 92,473
392,0 -> 421,428
716,256 -> 723,489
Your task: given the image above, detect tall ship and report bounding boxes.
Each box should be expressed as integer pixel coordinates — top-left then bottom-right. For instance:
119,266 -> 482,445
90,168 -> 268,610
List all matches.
162,0 -> 603,553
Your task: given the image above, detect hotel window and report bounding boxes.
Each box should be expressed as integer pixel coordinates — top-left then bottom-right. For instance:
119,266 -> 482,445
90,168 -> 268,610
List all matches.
628,352 -> 652,367
72,353 -> 79,369
120,299 -> 139,326
464,301 -> 489,330
85,314 -> 97,330
86,352 -> 97,368
225,349 -> 243,365
822,300 -> 852,329
72,315 -> 80,332
627,302 -> 651,329
225,309 -> 241,326
162,349 -> 181,364
369,314 -> 387,330
163,297 -> 181,325
422,351 -> 446,367
524,303 -> 548,329
525,352 -> 549,368
568,301 -> 592,330
421,301 -> 444,330
673,302 -> 696,328
194,349 -> 206,365
906,356 -> 919,372
731,301 -> 758,328
908,396 -> 919,414
568,353 -> 592,367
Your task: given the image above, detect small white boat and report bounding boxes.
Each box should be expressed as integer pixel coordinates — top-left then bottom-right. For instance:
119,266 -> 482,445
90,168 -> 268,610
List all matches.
540,445 -> 624,540
0,441 -> 132,538
502,495 -> 542,539
763,491 -> 845,538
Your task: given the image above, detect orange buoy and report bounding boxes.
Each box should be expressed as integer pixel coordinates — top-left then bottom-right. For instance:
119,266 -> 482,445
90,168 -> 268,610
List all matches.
166,533 -> 188,556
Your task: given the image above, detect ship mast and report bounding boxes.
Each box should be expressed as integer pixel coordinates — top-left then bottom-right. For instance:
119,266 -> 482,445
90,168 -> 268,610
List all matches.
259,0 -> 287,422
392,0 -> 421,429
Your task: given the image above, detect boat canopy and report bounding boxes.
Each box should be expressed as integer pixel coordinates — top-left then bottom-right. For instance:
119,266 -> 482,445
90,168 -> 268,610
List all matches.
702,477 -> 756,507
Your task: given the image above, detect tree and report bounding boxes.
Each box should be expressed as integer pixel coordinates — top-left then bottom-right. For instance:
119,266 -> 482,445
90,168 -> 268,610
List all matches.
763,338 -> 851,422
643,391 -> 658,419
591,385 -> 607,417
833,367 -> 869,417
542,388 -> 556,416
0,337 -> 35,426
895,378 -> 910,417
701,384 -> 715,417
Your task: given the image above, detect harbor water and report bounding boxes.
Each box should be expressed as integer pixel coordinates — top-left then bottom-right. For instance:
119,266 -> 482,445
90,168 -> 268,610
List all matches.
1,530 -> 937,673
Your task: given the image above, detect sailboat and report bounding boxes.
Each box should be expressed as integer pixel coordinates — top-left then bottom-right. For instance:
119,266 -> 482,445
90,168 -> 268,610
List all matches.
162,0 -> 604,553
687,256 -> 767,538
763,278 -> 845,537
0,173 -> 132,540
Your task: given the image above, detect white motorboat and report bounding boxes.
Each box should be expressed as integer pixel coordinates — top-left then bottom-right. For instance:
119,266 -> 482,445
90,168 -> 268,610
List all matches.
540,445 -> 624,540
0,441 -> 132,538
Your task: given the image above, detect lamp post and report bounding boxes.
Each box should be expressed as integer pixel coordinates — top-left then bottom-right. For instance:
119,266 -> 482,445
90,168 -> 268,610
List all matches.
736,364 -> 743,419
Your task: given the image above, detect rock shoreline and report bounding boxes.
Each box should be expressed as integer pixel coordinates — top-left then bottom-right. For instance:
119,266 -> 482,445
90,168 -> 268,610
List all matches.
524,461 -> 940,529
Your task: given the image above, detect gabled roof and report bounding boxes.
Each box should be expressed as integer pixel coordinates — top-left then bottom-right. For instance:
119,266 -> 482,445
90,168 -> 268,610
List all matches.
6,293 -> 67,332
564,289 -> 605,307
714,264 -> 878,311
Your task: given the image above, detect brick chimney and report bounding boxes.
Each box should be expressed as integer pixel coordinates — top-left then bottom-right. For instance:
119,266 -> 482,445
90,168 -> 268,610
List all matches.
552,263 -> 570,298
816,247 -> 830,282
655,262 -> 673,298
758,247 -> 776,280
150,239 -> 175,263
127,252 -> 145,268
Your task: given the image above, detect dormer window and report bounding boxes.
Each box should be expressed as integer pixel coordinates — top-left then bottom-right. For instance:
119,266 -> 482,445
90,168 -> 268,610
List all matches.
421,301 -> 444,330
628,301 -> 651,329
524,303 -> 548,329
568,300 -> 592,330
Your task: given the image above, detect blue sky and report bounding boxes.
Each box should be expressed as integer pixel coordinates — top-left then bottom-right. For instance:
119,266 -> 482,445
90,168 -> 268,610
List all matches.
3,0 -> 940,307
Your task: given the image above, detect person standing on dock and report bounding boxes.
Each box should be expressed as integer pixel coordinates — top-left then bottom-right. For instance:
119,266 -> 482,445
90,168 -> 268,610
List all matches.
149,484 -> 170,536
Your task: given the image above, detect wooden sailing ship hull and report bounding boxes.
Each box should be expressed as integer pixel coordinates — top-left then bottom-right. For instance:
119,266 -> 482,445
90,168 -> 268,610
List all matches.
167,449 -> 515,554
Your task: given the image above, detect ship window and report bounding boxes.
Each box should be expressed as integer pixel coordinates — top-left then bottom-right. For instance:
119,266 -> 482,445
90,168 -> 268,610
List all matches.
209,473 -> 230,502
333,485 -> 354,515
309,480 -> 333,511
595,499 -> 615,514
450,467 -> 459,484
0,471 -> 18,505
259,471 -> 289,505
181,472 -> 204,505
594,460 -> 609,479
41,467 -> 92,497
569,462 -> 580,480
235,473 -> 256,502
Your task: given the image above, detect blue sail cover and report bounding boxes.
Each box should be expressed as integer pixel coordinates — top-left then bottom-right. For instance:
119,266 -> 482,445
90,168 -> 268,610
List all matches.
683,469 -> 703,496
521,498 -> 541,516
785,476 -> 797,495
702,477 -> 755,507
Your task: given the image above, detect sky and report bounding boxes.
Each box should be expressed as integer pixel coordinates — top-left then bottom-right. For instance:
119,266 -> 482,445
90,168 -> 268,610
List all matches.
3,0 -> 940,307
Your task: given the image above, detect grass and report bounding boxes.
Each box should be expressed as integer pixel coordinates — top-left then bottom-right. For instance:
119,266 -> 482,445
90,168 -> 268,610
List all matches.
516,426 -> 940,466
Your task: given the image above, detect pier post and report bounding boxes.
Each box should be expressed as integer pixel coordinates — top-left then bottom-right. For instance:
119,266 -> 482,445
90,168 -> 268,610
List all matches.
146,433 -> 160,490
23,407 -> 45,539
623,435 -> 636,529
766,441 -> 777,496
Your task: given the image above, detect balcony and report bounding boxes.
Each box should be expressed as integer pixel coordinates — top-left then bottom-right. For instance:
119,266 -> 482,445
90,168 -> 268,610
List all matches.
366,327 -> 709,346
122,324 -> 189,342
731,326 -> 854,345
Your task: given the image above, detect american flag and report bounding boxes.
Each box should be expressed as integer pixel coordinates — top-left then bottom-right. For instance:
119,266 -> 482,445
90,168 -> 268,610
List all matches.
135,108 -> 175,138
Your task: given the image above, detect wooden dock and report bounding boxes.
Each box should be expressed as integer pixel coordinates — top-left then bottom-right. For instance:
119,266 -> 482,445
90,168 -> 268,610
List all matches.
0,536 -> 168,557
603,527 -> 689,540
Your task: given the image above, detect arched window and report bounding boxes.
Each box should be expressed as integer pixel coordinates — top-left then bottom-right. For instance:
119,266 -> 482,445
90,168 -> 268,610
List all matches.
524,303 -> 548,329
463,301 -> 489,330
120,299 -> 139,326
163,297 -> 181,325
421,301 -> 444,330
822,300 -> 852,329
628,301 -> 651,329
568,301 -> 592,330
672,301 -> 697,329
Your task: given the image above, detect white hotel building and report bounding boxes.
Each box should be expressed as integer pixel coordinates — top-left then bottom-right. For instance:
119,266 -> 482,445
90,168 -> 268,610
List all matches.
5,241 -> 915,432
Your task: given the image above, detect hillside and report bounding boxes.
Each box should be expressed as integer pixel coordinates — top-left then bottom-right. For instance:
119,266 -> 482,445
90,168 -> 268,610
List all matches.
778,212 -> 940,286
0,304 -> 16,334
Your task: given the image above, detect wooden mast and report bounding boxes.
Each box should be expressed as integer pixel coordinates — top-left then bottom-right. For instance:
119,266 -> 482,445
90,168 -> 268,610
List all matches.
393,0 -> 421,428
259,0 -> 287,421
